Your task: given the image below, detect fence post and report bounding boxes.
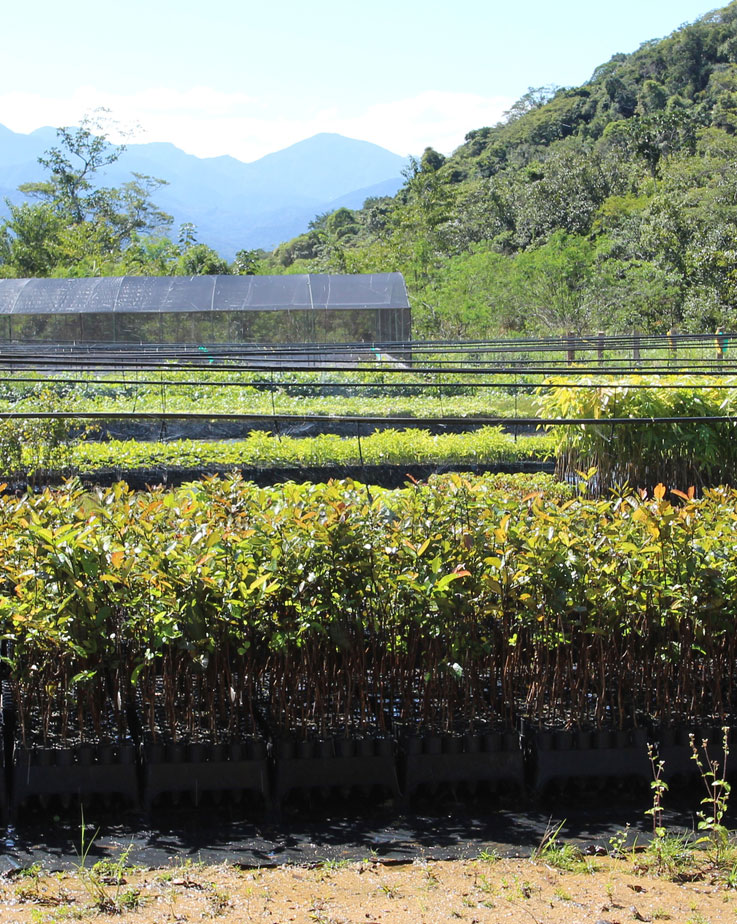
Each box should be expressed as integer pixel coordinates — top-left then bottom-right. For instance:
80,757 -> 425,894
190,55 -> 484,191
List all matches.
715,327 -> 727,363
632,329 -> 641,365
567,331 -> 575,366
667,326 -> 677,366
597,330 -> 605,366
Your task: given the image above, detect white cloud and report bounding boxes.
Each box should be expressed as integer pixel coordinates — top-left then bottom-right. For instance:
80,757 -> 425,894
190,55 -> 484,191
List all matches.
329,92 -> 514,157
0,87 -> 514,162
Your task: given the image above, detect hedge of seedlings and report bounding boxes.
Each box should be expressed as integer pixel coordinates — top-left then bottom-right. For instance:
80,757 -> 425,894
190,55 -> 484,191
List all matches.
72,427 -> 553,473
1,471 -> 736,753
0,421 -> 553,487
538,375 -> 737,490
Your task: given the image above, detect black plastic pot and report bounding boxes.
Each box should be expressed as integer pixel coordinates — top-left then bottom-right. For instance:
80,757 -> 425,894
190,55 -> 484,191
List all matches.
656,725 -> 730,785
334,736 -> 355,758
273,733 -> 400,806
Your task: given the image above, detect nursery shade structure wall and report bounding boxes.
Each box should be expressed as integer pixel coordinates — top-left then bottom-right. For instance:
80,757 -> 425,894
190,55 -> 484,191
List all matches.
0,274 -> 410,345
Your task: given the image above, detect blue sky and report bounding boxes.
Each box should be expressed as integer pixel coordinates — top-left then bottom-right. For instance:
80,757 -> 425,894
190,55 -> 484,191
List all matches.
0,0 -> 721,161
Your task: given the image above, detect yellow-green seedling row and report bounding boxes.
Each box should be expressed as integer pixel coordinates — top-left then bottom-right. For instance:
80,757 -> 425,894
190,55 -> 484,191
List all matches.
0,371 -> 537,420
0,423 -> 553,481
72,428 -> 553,472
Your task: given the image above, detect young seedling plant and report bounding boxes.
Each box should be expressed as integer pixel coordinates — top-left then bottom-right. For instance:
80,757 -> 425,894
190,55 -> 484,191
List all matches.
690,728 -> 733,869
642,743 -> 695,876
646,743 -> 668,841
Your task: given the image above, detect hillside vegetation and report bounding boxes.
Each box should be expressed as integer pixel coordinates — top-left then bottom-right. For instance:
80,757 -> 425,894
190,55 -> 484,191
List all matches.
269,2 -> 737,339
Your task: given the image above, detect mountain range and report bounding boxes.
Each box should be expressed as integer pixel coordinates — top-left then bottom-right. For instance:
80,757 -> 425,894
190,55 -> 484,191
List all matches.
0,125 -> 407,257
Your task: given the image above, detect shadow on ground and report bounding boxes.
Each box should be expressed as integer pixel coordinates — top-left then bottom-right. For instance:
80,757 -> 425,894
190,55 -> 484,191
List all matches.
0,785 -> 715,872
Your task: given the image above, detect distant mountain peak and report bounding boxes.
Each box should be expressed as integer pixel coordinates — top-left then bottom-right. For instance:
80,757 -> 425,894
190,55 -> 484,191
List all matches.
0,124 -> 406,257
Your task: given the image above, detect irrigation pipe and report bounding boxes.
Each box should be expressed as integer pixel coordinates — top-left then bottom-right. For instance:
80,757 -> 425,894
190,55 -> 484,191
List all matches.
2,411 -> 737,427
4,377 -> 737,391
2,357 -> 737,376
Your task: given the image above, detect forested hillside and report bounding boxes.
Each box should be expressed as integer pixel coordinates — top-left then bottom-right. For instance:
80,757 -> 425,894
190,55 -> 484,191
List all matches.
267,2 -> 737,338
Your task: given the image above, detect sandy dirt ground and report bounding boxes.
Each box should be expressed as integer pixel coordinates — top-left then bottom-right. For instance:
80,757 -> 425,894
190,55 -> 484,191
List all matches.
0,854 -> 735,924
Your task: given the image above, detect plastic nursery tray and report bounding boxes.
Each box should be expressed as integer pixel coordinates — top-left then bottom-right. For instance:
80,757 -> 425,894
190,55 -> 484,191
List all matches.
655,725 -> 733,784
273,735 -> 400,806
12,741 -> 138,812
142,739 -> 270,810
401,730 -> 525,802
529,728 -> 651,794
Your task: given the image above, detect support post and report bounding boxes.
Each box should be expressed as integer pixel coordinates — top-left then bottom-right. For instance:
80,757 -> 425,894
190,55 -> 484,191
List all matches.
667,326 -> 677,367
715,327 -> 727,364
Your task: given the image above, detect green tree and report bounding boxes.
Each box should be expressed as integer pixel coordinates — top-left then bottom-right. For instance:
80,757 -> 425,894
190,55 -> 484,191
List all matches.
389,156 -> 455,285
637,79 -> 668,115
19,112 -> 125,224
587,254 -> 682,331
0,111 -> 172,277
20,112 -> 171,243
512,232 -> 597,333
175,243 -> 229,276
0,202 -> 63,276
419,147 -> 446,172
503,86 -> 560,123
233,249 -> 267,275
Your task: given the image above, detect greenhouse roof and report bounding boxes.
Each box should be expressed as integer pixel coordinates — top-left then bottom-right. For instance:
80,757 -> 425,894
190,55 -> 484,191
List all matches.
0,273 -> 409,316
